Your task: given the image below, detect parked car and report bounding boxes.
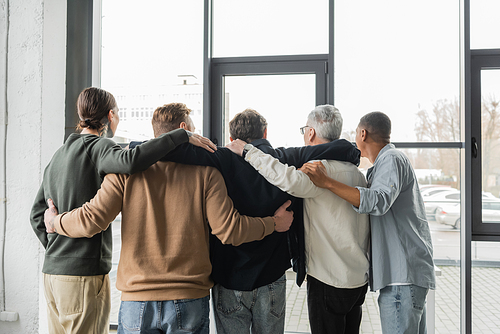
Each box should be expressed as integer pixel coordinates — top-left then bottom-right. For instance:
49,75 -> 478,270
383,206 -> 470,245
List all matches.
482,191 -> 497,199
421,186 -> 454,198
424,189 -> 499,220
435,199 -> 500,229
423,189 -> 460,219
435,203 -> 460,228
482,200 -> 500,223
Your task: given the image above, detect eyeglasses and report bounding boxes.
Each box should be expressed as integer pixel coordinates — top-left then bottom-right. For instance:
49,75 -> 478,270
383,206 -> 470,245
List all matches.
300,125 -> 310,135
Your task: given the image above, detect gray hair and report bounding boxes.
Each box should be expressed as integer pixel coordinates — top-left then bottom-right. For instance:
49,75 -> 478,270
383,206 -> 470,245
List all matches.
307,105 -> 343,142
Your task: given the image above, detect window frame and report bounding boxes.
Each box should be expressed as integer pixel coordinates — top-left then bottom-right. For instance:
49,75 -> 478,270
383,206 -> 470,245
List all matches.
470,49 -> 500,239
209,55 -> 329,145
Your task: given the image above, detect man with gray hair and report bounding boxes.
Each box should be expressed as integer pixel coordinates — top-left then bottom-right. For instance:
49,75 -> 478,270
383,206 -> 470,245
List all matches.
300,111 -> 435,334
228,105 -> 370,334
303,104 -> 344,142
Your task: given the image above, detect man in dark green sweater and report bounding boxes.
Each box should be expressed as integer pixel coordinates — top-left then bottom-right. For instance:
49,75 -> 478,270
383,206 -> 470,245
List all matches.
30,92 -> 215,334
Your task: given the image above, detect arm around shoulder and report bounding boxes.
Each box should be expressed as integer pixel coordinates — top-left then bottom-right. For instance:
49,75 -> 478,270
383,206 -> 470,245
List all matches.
52,174 -> 126,238
355,154 -> 403,215
274,139 -> 360,167
94,128 -> 190,175
245,146 -> 323,198
299,161 -> 361,207
204,168 -> 275,246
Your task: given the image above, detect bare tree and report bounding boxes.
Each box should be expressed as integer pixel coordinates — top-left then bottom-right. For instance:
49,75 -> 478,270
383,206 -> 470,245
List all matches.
414,96 -> 500,193
342,129 -> 356,142
414,99 -> 460,187
481,95 -> 500,195
415,99 -> 460,142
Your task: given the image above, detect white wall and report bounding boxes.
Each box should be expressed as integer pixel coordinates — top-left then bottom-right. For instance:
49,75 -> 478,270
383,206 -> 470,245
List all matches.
0,0 -> 66,333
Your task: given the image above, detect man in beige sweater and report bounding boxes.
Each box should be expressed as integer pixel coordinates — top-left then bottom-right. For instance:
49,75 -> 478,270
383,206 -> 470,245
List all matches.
44,103 -> 293,334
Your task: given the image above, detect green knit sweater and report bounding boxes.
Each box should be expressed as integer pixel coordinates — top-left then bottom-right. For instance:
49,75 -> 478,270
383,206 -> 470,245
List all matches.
30,129 -> 188,275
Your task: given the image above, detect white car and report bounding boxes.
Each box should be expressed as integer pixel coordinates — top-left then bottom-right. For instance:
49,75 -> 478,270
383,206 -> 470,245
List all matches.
420,185 -> 453,198
435,199 -> 500,229
423,189 -> 460,218
435,203 -> 461,228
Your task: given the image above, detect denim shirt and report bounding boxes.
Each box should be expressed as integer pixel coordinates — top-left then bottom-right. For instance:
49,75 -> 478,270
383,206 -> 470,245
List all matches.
354,144 -> 436,292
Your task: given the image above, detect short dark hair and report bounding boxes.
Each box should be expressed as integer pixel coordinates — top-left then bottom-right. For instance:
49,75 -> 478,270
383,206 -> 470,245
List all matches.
358,111 -> 391,144
152,103 -> 191,137
229,109 -> 267,143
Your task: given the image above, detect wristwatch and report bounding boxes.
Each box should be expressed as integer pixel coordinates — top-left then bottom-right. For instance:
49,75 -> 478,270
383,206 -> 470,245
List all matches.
242,143 -> 254,158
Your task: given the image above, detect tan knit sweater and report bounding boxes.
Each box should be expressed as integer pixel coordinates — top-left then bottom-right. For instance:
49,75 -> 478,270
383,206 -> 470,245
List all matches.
53,161 -> 274,301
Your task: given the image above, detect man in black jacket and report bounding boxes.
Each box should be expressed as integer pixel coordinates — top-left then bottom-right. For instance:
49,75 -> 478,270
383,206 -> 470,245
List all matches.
131,107 -> 360,334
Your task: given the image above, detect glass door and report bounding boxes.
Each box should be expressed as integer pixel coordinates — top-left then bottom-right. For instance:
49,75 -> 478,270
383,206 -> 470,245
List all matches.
223,74 -> 317,147
210,57 -> 327,334
479,69 -> 500,228
210,55 -> 328,146
471,53 -> 500,237
470,52 -> 500,332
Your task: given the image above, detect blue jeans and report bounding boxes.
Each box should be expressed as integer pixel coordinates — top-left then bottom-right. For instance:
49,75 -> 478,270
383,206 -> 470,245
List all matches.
117,296 -> 209,334
378,285 -> 428,334
212,274 -> 286,334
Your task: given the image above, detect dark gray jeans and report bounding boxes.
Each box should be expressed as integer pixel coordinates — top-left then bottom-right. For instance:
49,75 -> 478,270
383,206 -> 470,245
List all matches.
212,274 -> 287,334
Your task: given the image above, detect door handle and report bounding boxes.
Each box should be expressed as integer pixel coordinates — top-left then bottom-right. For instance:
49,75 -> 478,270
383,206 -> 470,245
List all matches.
472,137 -> 478,158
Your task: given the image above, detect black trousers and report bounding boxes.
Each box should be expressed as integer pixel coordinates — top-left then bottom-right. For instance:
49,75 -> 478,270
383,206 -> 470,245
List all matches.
307,275 -> 368,334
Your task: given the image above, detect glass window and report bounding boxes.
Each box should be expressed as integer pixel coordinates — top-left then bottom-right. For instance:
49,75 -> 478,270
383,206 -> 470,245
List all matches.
428,189 -> 449,197
485,202 -> 500,212
213,0 -> 328,57
100,0 -> 203,325
223,74 -> 316,147
101,0 -> 204,143
334,0 -> 460,142
446,193 -> 460,200
481,69 -> 500,227
471,0 -> 500,49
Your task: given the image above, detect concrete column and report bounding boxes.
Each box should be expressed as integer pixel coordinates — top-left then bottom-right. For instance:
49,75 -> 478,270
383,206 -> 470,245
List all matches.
0,0 -> 66,332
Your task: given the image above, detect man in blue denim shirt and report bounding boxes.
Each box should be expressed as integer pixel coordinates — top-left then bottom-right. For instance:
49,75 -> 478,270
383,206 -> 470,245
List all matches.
301,111 -> 435,334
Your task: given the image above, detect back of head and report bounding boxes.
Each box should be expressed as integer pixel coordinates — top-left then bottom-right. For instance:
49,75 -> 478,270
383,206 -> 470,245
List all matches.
152,103 -> 192,137
77,87 -> 117,134
358,111 -> 391,144
229,109 -> 268,143
307,105 -> 343,142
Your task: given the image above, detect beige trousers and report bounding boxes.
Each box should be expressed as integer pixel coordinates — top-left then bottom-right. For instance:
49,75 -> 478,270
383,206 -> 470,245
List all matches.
43,273 -> 111,334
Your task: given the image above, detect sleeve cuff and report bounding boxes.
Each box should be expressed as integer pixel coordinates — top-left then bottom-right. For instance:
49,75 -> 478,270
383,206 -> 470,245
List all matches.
263,217 -> 275,236
353,186 -> 368,213
53,213 -> 67,236
244,146 -> 261,164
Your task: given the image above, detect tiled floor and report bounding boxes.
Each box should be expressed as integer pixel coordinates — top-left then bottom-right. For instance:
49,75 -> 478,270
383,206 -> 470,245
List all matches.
283,266 -> 500,334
